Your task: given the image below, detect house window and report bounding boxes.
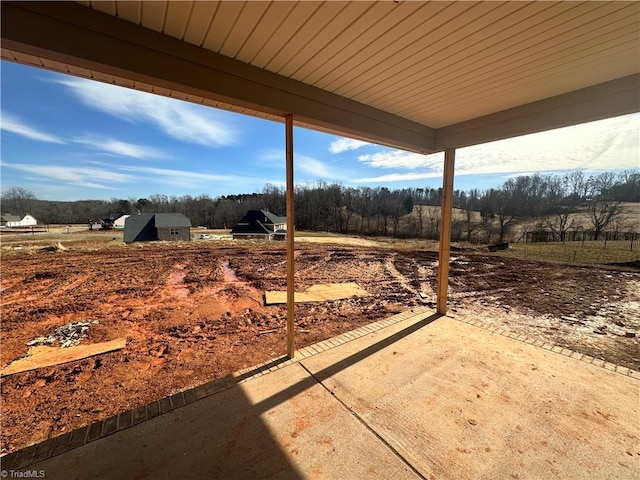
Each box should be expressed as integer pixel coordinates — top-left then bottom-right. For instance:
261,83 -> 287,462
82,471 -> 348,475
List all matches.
170,228 -> 179,236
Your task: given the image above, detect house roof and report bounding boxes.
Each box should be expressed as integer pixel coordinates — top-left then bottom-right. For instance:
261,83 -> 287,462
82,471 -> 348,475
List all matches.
154,213 -> 192,228
1,214 -> 21,222
230,210 -> 285,235
261,210 -> 287,225
123,214 -> 155,243
230,222 -> 272,236
1,1 -> 637,154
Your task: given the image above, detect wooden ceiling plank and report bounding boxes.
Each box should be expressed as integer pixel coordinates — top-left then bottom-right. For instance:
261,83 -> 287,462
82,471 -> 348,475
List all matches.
248,1 -> 322,68
220,1 -> 270,59
235,2 -> 296,63
114,0 -> 141,24
352,1 -> 578,107
163,1 -> 194,40
424,43 -> 640,126
352,1 -> 547,105
278,1 -> 377,79
89,1 -> 116,16
371,2 -> 629,110
308,1 -> 432,88
346,1 -> 581,104
264,1 -> 349,74
396,16 -> 640,120
338,1 -> 486,97
201,1 -> 245,53
181,1 -> 218,47
423,54 -> 639,127
140,0 -> 167,32
321,1 -> 470,94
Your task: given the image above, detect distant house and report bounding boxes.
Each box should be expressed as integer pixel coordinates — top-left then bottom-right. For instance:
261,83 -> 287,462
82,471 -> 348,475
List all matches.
0,214 -> 21,227
231,210 -> 287,240
4,214 -> 37,228
102,213 -> 125,228
124,213 -> 191,243
113,215 -> 129,229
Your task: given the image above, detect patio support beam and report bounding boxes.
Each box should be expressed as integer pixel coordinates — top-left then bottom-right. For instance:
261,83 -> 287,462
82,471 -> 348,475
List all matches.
436,148 -> 455,315
285,114 -> 296,358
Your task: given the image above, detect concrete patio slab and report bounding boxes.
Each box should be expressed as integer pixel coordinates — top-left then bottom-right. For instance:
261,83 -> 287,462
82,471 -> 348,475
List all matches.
5,356 -> 419,480
300,314 -> 640,480
2,308 -> 638,479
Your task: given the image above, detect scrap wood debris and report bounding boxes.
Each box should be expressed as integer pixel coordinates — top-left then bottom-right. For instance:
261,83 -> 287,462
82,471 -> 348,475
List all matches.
27,320 -> 99,348
264,282 -> 370,305
1,338 -> 126,377
40,242 -> 69,252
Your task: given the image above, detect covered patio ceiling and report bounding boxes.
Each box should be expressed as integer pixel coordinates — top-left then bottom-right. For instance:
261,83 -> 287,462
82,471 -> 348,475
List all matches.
2,1 -> 639,154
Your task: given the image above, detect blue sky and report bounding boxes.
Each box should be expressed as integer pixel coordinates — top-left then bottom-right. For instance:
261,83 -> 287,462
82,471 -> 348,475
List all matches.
1,60 -> 638,201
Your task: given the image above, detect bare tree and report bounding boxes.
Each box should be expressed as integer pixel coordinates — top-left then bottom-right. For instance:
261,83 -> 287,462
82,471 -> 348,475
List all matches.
587,197 -> 621,241
587,173 -> 621,240
1,187 -> 36,215
425,205 -> 440,239
567,170 -> 589,201
545,209 -> 576,243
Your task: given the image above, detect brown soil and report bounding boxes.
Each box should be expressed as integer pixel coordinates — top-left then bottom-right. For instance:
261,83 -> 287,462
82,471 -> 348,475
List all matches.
1,242 -> 638,454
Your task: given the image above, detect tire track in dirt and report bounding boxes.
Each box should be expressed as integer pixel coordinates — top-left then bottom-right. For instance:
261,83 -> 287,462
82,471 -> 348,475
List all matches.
385,254 -> 419,295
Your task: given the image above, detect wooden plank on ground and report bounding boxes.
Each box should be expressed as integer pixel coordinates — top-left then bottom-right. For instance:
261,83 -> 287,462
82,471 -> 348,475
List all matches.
265,282 -> 369,305
0,338 -> 126,377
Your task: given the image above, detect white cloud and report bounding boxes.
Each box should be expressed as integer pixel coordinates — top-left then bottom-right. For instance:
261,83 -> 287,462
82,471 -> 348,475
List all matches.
2,162 -> 132,189
57,78 -> 238,147
353,113 -> 639,183
258,150 -> 346,181
357,150 -> 439,170
119,165 -> 239,183
353,172 -> 441,183
453,113 -> 640,176
257,149 -> 287,169
297,155 -> 343,179
329,138 -> 370,153
1,113 -> 65,144
118,165 -> 283,194
72,135 -> 166,160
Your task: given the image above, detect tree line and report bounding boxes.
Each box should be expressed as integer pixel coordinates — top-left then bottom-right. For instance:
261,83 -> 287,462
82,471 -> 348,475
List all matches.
2,169 -> 638,242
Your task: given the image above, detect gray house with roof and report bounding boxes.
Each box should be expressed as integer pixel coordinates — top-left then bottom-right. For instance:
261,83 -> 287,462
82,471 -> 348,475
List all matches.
231,210 -> 287,240
1,214 -> 21,227
124,213 -> 191,243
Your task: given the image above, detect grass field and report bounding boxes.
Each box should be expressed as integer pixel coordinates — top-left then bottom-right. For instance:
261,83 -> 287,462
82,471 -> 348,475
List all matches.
496,240 -> 639,266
